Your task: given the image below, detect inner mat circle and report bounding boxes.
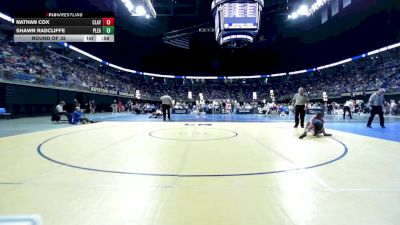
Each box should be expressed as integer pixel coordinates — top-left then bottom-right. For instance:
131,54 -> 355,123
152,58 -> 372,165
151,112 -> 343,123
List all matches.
37,124 -> 348,177
149,127 -> 238,141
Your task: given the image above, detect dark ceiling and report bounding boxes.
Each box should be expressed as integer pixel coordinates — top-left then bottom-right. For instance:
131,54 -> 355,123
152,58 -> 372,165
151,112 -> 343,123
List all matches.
1,0 -> 400,76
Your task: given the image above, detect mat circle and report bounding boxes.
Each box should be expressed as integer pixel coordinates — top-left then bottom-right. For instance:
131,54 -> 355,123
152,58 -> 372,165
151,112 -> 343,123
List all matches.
37,127 -> 348,177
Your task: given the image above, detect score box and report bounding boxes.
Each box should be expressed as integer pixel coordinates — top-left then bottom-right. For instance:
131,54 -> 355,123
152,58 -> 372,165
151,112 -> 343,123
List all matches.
102,26 -> 114,35
102,18 -> 114,26
13,12 -> 115,42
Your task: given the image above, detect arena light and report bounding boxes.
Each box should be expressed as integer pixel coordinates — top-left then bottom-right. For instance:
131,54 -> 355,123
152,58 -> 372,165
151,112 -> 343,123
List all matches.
108,63 -> 136,73
151,74 -> 175,78
69,45 -> 102,63
143,0 -> 157,19
0,12 -> 13,23
142,72 -> 175,78
288,0 -> 329,20
289,69 -> 307,75
388,42 -> 400,50
367,49 -> 379,56
379,47 -> 388,52
330,58 -> 351,67
246,75 -> 261,79
297,5 -> 309,16
317,65 -> 328,70
121,0 -> 135,13
309,0 -> 329,15
135,6 -> 146,16
122,0 -> 156,18
227,75 -> 261,79
270,73 -> 286,77
186,76 -> 218,80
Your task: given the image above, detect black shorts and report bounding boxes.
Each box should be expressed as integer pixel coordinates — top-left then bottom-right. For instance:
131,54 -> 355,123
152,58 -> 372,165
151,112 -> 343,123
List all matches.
313,120 -> 323,133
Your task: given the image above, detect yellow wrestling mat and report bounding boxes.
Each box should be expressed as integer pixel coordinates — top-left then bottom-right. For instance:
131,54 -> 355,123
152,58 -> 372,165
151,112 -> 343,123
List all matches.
0,122 -> 399,225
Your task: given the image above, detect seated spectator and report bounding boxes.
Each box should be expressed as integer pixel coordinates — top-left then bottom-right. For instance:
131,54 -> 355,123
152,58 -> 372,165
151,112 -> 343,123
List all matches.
51,100 -> 71,122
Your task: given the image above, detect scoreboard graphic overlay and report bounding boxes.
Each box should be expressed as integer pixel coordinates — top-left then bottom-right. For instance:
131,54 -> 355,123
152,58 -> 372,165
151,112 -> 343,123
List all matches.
14,12 -> 114,42
223,3 -> 258,29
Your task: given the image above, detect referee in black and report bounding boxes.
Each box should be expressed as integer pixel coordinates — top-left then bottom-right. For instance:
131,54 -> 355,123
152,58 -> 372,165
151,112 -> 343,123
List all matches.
367,88 -> 385,128
292,87 -> 309,128
160,92 -> 173,121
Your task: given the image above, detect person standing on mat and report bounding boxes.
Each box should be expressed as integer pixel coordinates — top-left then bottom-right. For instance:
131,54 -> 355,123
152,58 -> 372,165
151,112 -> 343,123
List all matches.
367,88 -> 386,128
343,99 -> 353,119
292,87 -> 309,128
160,92 -> 173,121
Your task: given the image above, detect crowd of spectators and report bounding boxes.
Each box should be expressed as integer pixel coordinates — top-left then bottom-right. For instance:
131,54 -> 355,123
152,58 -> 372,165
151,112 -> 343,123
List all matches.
1,38 -> 400,104
0,40 -> 134,94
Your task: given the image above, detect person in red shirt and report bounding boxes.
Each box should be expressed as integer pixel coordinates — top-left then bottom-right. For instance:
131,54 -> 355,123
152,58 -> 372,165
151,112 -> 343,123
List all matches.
118,100 -> 123,112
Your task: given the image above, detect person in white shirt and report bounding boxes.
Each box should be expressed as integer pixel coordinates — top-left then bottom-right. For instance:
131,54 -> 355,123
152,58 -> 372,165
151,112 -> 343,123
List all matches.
160,92 -> 172,121
343,100 -> 353,119
225,100 -> 231,114
52,100 -> 71,122
55,101 -> 65,114
265,102 -> 273,115
292,87 -> 309,128
331,102 -> 340,117
367,88 -> 386,128
111,100 -> 118,115
389,100 -> 397,115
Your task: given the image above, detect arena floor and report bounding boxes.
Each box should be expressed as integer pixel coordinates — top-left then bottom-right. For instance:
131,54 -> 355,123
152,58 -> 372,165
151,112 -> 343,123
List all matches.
0,113 -> 399,225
